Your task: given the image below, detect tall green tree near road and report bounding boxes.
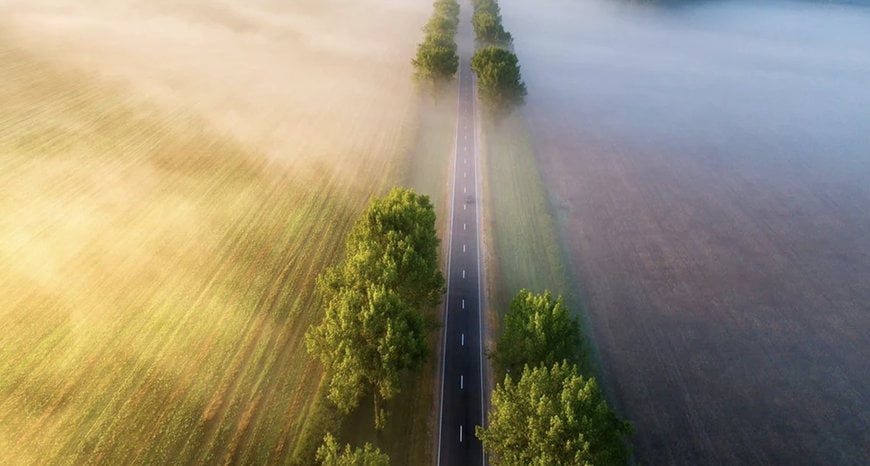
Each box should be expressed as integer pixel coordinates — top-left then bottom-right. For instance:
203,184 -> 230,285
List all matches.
413,0 -> 460,84
476,362 -> 633,466
471,0 -> 513,47
340,188 -> 444,311
306,188 -> 444,429
471,46 -> 527,110
316,433 -> 390,466
493,290 -> 580,375
307,284 -> 426,429
424,13 -> 458,37
472,11 -> 512,47
413,36 -> 459,83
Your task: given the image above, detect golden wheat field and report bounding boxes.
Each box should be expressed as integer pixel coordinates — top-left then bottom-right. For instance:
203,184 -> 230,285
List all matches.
0,0 -> 440,463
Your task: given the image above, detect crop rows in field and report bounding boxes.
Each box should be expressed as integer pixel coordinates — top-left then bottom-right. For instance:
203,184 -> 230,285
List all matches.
0,38 -> 411,464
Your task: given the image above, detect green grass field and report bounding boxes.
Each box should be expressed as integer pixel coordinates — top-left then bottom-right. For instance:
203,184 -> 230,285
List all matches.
477,111 -> 600,376
0,0 -> 449,460
479,112 -> 568,317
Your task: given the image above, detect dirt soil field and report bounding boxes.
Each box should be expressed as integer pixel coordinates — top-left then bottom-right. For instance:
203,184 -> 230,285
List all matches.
503,0 -> 870,464
530,113 -> 870,464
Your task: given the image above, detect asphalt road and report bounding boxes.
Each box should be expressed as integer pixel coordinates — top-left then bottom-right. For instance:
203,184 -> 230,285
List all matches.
436,6 -> 486,464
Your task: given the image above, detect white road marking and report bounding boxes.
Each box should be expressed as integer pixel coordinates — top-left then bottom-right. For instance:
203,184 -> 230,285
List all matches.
463,223 -> 467,231
436,62 -> 463,466
462,270 -> 466,279
470,67 -> 488,466
464,171 -> 467,178
461,333 -> 465,346
461,375 -> 464,389
464,204 -> 466,210
464,187 -> 467,193
438,48 -> 488,466
463,244 -> 466,253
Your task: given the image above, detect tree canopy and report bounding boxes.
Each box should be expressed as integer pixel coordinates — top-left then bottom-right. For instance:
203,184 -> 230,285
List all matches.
493,290 -> 581,375
316,433 -> 389,466
471,0 -> 513,47
476,362 -> 632,466
413,0 -> 460,84
306,188 -> 444,429
412,40 -> 459,84
471,46 -> 527,110
339,187 -> 444,310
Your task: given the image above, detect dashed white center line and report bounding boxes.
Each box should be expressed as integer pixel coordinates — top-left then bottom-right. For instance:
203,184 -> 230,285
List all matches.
464,171 -> 467,178
461,299 -> 465,309
462,270 -> 466,279
459,425 -> 463,443
461,375 -> 464,389
463,223 -> 467,231
464,204 -> 467,210
463,244 -> 466,253
463,187 -> 466,193
461,333 -> 465,346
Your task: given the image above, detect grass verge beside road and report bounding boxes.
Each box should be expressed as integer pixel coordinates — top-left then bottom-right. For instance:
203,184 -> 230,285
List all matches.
336,90 -> 457,466
479,111 -> 596,375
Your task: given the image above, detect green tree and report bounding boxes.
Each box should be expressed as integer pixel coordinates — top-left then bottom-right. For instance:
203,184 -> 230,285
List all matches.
306,188 -> 444,429
472,9 -> 512,47
476,362 -> 632,466
424,13 -> 458,37
434,0 -> 460,21
412,37 -> 459,83
316,433 -> 389,466
493,290 -> 580,375
341,188 -> 444,311
306,285 -> 425,428
413,0 -> 460,84
471,46 -> 527,109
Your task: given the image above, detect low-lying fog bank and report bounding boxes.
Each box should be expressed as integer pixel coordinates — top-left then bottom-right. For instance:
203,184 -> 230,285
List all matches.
0,0 -> 427,174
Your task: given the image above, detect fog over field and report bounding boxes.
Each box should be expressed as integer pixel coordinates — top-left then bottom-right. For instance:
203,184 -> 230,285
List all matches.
0,0 -> 437,463
2,0 -> 424,170
501,0 -> 870,463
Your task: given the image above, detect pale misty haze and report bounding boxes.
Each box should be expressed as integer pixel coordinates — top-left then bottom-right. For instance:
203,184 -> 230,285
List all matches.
501,0 -> 870,464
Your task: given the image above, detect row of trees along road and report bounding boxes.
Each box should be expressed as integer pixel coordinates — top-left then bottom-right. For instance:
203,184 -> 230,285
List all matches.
470,0 -> 527,110
477,290 -> 633,465
412,0 -> 461,84
306,188 -> 445,463
472,0 -> 513,47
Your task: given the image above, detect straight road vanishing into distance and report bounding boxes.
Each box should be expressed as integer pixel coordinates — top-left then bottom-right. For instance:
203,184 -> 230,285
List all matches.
437,3 -> 487,464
